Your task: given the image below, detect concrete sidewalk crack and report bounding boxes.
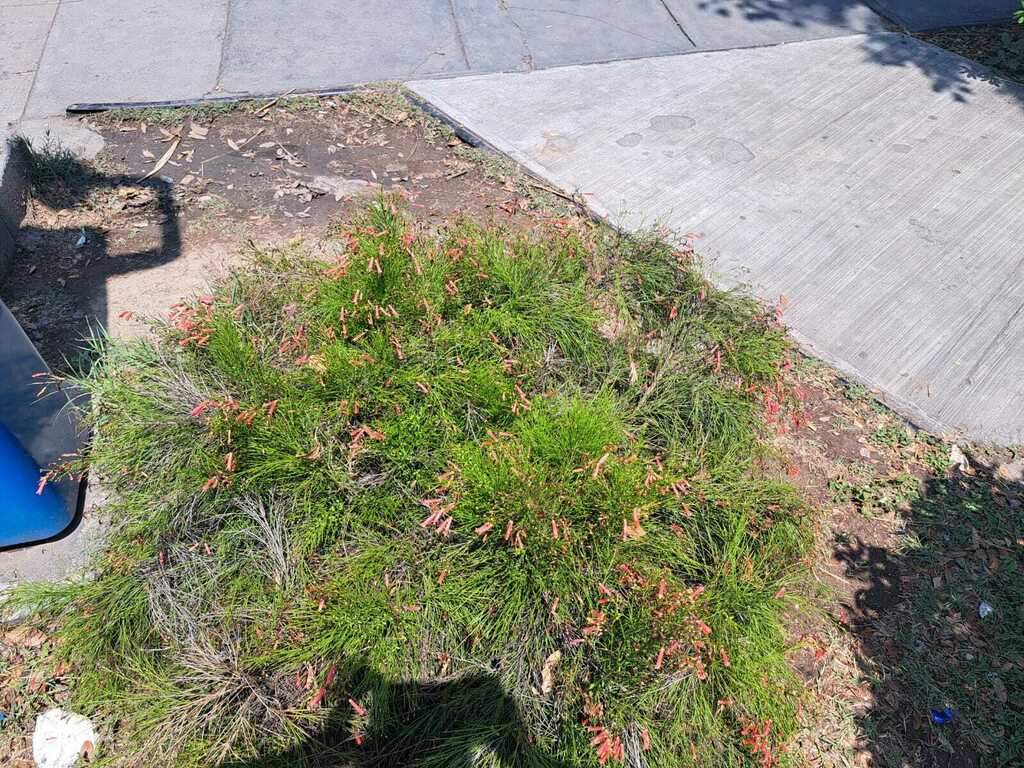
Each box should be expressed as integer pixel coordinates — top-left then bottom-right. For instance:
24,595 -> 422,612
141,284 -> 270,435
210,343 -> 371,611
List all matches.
657,0 -> 697,48
501,3 -> 535,70
447,0 -> 472,69
212,0 -> 236,94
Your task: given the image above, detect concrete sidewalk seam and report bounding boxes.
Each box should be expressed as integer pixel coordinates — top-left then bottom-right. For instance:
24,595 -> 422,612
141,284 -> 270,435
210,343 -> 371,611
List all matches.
17,0 -> 61,123
446,0 -> 472,69
212,0 -> 236,93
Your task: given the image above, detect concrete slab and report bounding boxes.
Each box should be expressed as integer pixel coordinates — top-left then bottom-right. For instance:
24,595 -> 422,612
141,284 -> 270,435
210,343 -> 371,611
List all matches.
0,2 -> 57,125
24,0 -> 227,118
14,119 -> 107,163
452,0 -> 692,72
663,0 -> 886,49
412,34 -> 1024,444
220,0 -> 467,94
1,3 -> 55,74
868,1 -> 1019,31
0,72 -> 33,128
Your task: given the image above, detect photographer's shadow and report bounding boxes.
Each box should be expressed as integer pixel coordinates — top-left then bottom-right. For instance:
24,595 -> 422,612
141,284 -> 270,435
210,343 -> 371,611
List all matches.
224,669 -> 566,768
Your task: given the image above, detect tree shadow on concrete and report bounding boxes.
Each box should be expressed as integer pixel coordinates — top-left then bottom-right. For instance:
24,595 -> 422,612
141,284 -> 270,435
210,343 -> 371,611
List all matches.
830,456 -> 1023,766
693,0 -> 1024,107
222,669 -> 567,768
858,28 -> 1018,104
696,0 -> 878,28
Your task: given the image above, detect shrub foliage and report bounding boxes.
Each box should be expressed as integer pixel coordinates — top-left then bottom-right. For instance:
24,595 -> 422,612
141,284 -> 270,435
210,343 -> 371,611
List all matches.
19,201 -> 809,767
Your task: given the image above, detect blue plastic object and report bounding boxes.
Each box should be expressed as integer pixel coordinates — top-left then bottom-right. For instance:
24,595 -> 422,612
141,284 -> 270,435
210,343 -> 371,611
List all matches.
0,423 -> 71,548
930,707 -> 955,726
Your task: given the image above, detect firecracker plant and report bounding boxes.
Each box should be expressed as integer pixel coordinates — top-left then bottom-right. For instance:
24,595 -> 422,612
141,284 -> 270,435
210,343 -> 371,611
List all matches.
13,199 -> 810,767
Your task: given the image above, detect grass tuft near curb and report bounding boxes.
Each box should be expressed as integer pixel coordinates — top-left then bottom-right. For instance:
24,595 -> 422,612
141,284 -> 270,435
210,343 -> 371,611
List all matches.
10,199 -> 811,767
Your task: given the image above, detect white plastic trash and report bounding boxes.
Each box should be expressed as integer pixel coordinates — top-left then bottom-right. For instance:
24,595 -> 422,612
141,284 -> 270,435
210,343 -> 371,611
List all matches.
32,708 -> 97,768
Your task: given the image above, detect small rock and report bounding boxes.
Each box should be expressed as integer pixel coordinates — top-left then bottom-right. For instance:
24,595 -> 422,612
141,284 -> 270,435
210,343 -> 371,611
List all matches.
301,175 -> 371,201
1,582 -> 32,626
33,709 -> 98,768
988,672 -> 1008,703
949,444 -> 970,473
996,460 -> 1024,484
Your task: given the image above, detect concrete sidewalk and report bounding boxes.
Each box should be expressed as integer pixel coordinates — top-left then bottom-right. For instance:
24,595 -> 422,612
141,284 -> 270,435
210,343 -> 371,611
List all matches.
10,0 -> 1018,126
411,33 -> 1024,444
4,2 -> 1018,126
0,0 -> 864,122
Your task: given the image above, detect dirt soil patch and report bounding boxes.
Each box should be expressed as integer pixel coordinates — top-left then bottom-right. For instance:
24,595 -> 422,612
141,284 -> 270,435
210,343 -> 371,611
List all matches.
3,92 -> 570,366
918,21 -> 1024,85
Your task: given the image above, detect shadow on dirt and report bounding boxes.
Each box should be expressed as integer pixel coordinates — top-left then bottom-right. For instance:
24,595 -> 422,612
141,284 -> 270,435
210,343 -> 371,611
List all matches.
0,137 -> 182,551
2,136 -> 181,369
833,456 -> 1023,766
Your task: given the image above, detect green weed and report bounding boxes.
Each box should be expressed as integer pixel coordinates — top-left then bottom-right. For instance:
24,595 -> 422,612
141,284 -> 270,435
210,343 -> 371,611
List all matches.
870,423 -> 912,450
11,134 -> 87,192
829,471 -> 921,517
99,100 -> 242,127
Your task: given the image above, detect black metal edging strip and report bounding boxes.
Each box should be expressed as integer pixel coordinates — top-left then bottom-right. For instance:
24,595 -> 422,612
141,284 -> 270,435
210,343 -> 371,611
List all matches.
64,84 -> 369,115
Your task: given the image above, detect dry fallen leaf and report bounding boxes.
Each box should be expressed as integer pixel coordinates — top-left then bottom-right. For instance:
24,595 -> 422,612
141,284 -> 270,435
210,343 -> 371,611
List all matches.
140,137 -> 180,181
4,625 -> 48,648
541,649 -> 561,695
225,128 -> 265,153
141,148 -> 155,161
188,124 -> 209,140
253,87 -> 296,117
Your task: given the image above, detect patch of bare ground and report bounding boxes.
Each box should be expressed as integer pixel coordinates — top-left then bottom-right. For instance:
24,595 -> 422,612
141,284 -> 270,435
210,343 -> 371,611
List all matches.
781,358 -> 1022,767
3,90 -> 574,365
